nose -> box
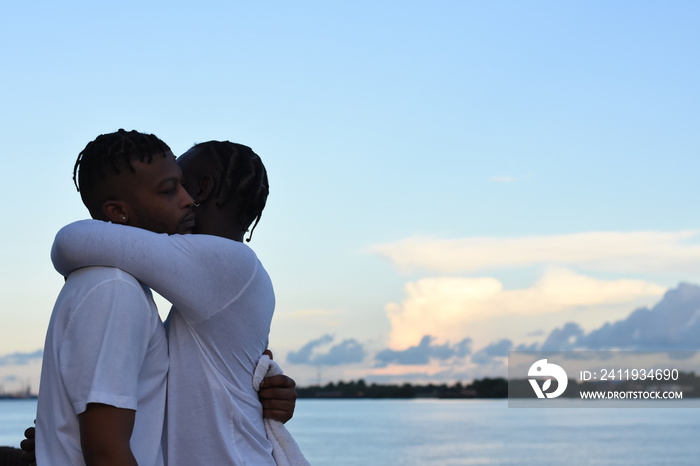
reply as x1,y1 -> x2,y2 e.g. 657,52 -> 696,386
178,184 -> 194,208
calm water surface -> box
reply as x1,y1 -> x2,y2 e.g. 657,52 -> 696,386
2,398 -> 698,465
288,399 -> 699,465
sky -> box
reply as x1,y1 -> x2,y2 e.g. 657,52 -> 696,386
1,1 -> 700,392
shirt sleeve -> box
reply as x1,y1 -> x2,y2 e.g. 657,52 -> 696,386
51,219 -> 257,322
60,277 -> 155,414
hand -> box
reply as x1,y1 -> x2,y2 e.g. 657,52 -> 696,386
258,375 -> 297,423
20,426 -> 36,465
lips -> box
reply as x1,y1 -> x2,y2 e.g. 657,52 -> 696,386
181,212 -> 196,232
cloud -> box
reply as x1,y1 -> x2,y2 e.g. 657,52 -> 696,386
539,322 -> 585,350
285,283 -> 700,384
370,230 -> 700,275
578,283 -> 700,351
490,172 -> 533,183
287,335 -> 334,364
489,176 -> 515,183
514,342 -> 539,351
536,283 -> 700,351
374,335 -> 471,368
312,339 -> 366,366
0,349 -> 42,366
286,335 -> 366,366
384,268 -> 664,349
471,339 -> 512,365
0,350 -> 43,394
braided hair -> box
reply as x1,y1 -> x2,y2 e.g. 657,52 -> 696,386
190,141 -> 269,242
73,129 -> 172,217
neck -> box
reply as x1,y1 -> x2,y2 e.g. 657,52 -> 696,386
192,204 -> 247,242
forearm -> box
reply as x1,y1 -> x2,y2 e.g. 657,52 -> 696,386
82,442 -> 137,466
52,220 -> 183,279
79,404 -> 137,466
51,220 -> 247,318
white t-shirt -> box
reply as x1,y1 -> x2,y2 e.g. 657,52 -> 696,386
52,220 -> 276,465
36,266 -> 168,466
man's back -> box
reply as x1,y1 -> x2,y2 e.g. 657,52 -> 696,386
164,239 -> 276,465
36,266 -> 168,466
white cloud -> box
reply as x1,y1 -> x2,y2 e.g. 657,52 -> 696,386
0,357 -> 42,395
384,268 -> 665,350
489,172 -> 532,183
489,176 -> 515,183
371,230 -> 700,274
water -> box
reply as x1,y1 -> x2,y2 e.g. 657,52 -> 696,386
2,398 -> 699,465
0,399 -> 35,449
288,399 -> 700,465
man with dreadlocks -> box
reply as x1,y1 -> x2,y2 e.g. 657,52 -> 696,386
46,139 -> 307,464
35,129 -> 194,466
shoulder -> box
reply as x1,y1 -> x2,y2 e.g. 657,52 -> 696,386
177,234 -> 259,263
67,266 -> 142,288
57,268 -> 159,333
64,267 -> 149,307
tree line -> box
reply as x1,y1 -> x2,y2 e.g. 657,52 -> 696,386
296,377 -> 508,399
297,371 -> 700,399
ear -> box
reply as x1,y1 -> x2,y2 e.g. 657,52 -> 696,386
102,200 -> 131,225
194,175 -> 215,205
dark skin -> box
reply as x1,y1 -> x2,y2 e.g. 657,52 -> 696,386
22,407 -> 139,466
21,146 -> 296,464
79,405 -> 138,466
176,148 -> 245,240
20,427 -> 34,465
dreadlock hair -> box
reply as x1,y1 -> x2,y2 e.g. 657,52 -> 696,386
73,129 -> 172,218
190,141 -> 269,242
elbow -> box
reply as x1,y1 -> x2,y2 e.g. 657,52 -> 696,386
81,438 -> 137,466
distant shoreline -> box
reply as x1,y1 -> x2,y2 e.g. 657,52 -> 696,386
0,394 -> 37,400
296,377 -> 507,399
297,373 -> 700,399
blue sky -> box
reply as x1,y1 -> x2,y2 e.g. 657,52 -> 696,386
1,1 -> 700,390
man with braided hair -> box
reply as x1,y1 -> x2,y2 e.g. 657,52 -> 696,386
34,132 -> 299,465
47,140 -> 304,464
36,129 -> 194,466
177,140 -> 269,242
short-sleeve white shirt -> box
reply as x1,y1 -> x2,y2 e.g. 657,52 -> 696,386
52,220 -> 276,465
36,266 -> 168,466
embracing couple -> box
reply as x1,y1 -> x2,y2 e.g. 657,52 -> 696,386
29,130 -> 309,465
